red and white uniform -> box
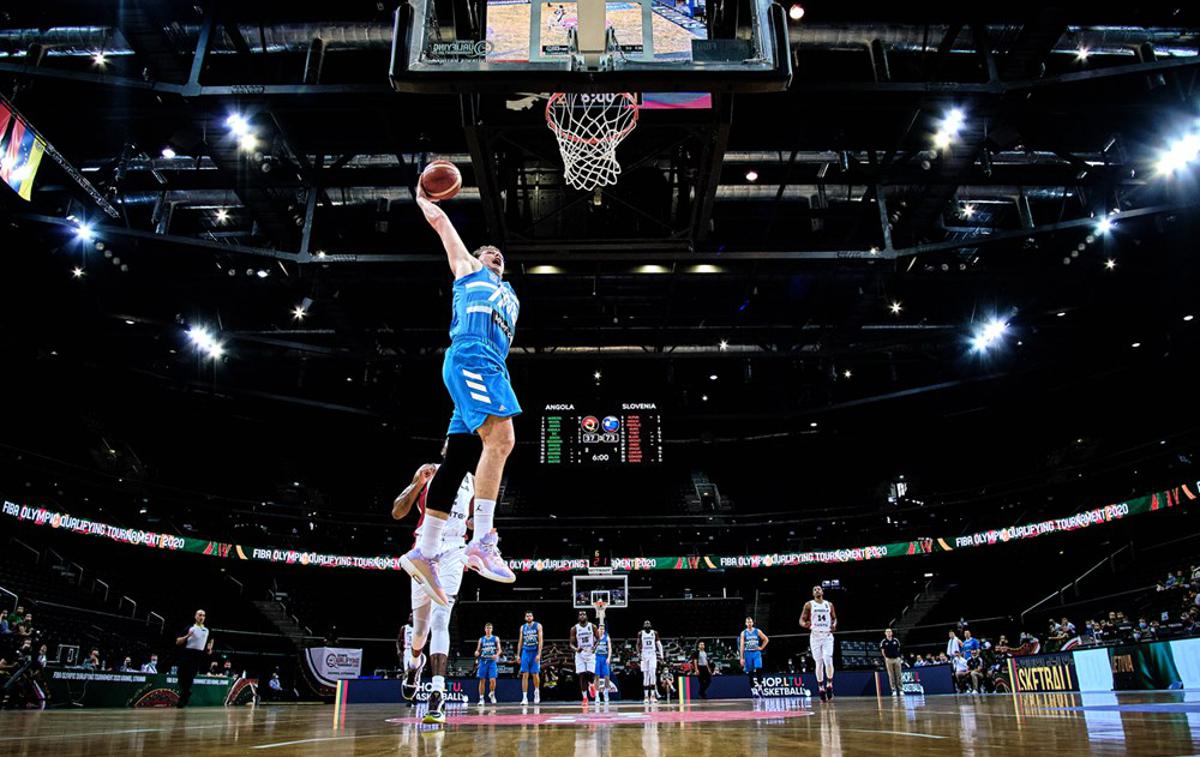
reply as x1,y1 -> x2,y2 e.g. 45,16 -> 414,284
410,472 -> 474,609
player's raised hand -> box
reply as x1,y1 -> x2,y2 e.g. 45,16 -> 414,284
414,463 -> 438,484
416,184 -> 448,224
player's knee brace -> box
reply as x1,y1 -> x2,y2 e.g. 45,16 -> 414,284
424,434 -> 482,514
430,604 -> 452,656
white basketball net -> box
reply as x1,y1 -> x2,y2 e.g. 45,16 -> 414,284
546,92 -> 639,191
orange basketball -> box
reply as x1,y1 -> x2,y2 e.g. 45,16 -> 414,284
420,160 -> 462,201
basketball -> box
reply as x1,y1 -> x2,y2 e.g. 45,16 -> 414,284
420,160 -> 462,201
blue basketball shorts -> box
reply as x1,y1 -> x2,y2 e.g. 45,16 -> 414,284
520,649 -> 540,674
595,655 -> 611,678
743,651 -> 763,671
444,339 -> 522,436
478,660 -> 498,680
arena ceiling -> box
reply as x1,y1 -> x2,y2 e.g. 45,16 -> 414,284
1,1 -> 1198,528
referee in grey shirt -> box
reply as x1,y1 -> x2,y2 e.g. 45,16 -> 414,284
880,628 -> 903,696
690,641 -> 714,699
175,609 -> 214,707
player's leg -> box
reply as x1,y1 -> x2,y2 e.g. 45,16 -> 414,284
404,593 -> 431,703
810,643 -> 826,701
464,414 -> 517,583
821,636 -> 835,700
422,549 -> 464,724
401,430 -> 481,606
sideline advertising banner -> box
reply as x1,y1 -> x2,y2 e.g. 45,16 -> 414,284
305,647 -> 364,689
999,652 -> 1079,693
46,670 -> 253,708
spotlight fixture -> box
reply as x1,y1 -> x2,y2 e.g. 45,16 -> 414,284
970,318 -> 1008,352
1075,46 -> 1090,61
709,374 -> 718,381
843,369 -> 852,379
933,108 -> 965,149
187,327 -> 225,359
745,170 -> 759,182
788,3 -> 804,20
889,301 -> 902,315
960,203 -> 976,219
238,133 -> 258,152
1131,342 -> 1141,348
161,146 -> 176,159
225,113 -> 251,136
71,267 -> 85,278
809,421 -> 818,428
718,340 -> 729,351
593,370 -> 602,380
1183,314 -> 1194,322
1155,134 -> 1200,176
215,209 -> 229,224
1096,215 -> 1114,234
92,51 -> 107,67
256,269 -> 269,279
701,394 -> 709,402
1105,258 -> 1116,270
74,221 -> 95,242
292,305 -> 307,320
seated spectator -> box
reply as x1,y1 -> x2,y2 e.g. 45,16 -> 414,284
994,636 -> 1011,655
15,614 -> 34,639
1060,617 -> 1076,637
141,655 -> 159,674
120,657 -> 135,672
951,652 -> 970,691
966,649 -> 986,693
36,645 -> 48,668
82,649 -> 100,670
961,630 -> 980,654
0,610 -> 9,635
208,661 -> 221,675
222,660 -> 236,678
268,673 -> 283,693
9,607 -> 26,629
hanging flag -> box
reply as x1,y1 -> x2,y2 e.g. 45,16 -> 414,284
0,100 -> 46,201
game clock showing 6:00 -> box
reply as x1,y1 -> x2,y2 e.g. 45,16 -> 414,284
539,403 -> 664,465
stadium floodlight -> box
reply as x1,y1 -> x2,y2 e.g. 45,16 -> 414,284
971,318 -> 1008,352
889,301 -> 903,315
161,146 -> 176,159
187,326 -> 225,359
788,4 -> 804,21
74,222 -> 95,242
932,108 -> 966,150
1156,133 -> 1200,176
1096,215 -> 1114,234
225,113 -> 251,136
215,209 -> 229,224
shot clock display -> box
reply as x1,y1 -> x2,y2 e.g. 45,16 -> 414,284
539,402 -> 664,465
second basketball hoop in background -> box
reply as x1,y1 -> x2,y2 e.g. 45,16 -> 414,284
420,159 -> 462,201
546,92 -> 639,191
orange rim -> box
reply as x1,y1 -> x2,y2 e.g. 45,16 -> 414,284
546,92 -> 640,146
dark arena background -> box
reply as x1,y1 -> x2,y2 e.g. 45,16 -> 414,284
2,1 -> 1200,755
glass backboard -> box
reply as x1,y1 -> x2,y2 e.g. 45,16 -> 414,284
391,0 -> 790,92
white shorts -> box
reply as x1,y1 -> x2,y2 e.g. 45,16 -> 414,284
410,544 -> 467,609
641,656 -> 657,676
810,633 -> 834,660
575,652 -> 595,674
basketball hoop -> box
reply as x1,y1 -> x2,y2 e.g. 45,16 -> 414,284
546,92 -> 639,191
593,598 -> 608,623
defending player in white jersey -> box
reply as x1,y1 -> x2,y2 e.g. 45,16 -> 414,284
392,451 -> 476,725
800,585 -> 838,702
638,620 -> 662,703
570,611 -> 598,704
396,611 -> 415,704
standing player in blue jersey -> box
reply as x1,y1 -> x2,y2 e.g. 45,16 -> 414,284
402,185 -> 519,606
518,610 -> 543,704
474,623 -> 501,705
740,616 -> 770,695
594,623 -> 613,704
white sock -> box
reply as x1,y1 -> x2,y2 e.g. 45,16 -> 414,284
433,675 -> 445,692
408,651 -> 424,669
417,516 -> 447,556
471,499 -> 496,540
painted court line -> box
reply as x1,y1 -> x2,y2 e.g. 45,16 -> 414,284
0,728 -> 163,742
844,728 -> 947,740
252,735 -> 390,750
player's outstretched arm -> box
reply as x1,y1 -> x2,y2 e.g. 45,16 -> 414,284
416,184 -> 480,279
392,464 -> 437,519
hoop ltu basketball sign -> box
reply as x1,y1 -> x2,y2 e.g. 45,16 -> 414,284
546,93 -> 638,191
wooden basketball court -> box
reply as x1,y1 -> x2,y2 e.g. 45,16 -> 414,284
4,692 -> 1200,756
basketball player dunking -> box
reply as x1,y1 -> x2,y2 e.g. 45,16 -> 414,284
391,455 -> 475,724
639,620 -> 662,704
570,611 -> 598,705
800,585 -> 838,702
739,616 -> 770,694
401,186 -> 518,607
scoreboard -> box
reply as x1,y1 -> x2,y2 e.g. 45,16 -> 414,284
539,402 -> 664,465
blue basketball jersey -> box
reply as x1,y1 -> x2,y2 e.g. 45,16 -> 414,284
480,635 -> 498,657
522,622 -> 540,649
595,633 -> 610,657
449,268 -> 519,356
743,628 -> 761,651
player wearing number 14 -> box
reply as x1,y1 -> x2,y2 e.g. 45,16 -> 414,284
401,183 -> 520,607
